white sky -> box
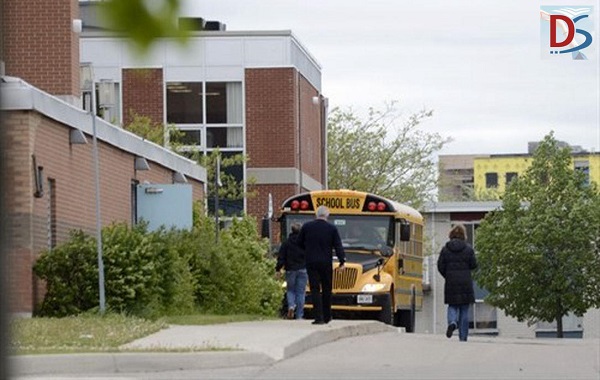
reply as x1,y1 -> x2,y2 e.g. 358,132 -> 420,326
182,0 -> 600,155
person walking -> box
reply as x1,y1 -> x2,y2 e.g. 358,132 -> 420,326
437,223 -> 478,341
276,223 -> 307,320
297,205 -> 346,325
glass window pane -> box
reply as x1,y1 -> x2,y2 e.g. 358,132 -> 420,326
206,82 -> 242,124
206,82 -> 226,123
179,130 -> 201,146
206,127 -> 243,148
167,82 -> 203,123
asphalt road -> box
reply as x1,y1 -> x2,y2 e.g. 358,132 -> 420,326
13,330 -> 600,379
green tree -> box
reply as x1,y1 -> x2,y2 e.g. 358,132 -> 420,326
327,101 -> 450,208
123,112 -> 183,147
474,133 -> 600,337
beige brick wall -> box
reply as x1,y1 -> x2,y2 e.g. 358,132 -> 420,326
2,110 -> 204,314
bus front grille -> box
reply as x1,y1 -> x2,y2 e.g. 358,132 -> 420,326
333,267 -> 358,290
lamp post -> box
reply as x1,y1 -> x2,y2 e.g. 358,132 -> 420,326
83,64 -> 106,314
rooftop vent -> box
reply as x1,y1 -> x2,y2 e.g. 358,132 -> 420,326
204,21 -> 226,31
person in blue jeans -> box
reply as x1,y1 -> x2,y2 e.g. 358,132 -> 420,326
276,223 -> 307,319
437,224 -> 478,341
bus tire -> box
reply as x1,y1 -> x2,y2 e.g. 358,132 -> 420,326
378,293 -> 394,325
396,288 -> 417,332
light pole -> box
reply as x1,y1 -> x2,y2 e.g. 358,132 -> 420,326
84,68 -> 106,314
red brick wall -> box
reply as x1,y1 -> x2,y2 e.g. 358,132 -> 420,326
122,69 -> 164,126
245,68 -> 297,168
2,110 -> 204,314
1,0 -> 79,97
299,75 -> 323,184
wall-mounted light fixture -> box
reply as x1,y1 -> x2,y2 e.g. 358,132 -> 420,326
69,129 -> 88,145
173,171 -> 187,183
72,19 -> 82,34
135,157 -> 150,171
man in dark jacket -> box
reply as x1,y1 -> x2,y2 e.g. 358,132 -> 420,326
297,205 -> 346,325
276,223 -> 307,319
437,223 -> 477,341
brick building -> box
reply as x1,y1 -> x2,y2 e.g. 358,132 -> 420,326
1,0 -> 207,315
78,2 -> 327,229
1,0 -> 327,315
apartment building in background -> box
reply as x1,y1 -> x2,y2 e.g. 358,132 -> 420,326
439,142 -> 599,200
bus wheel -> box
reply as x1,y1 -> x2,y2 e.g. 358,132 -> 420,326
378,293 -> 394,325
397,287 -> 416,332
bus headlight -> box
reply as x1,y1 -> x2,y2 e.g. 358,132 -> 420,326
361,283 -> 386,292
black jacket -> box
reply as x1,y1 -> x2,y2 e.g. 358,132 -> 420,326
276,232 -> 306,272
437,239 -> 477,305
297,219 -> 345,265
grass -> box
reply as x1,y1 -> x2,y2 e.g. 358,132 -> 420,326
10,313 -> 277,355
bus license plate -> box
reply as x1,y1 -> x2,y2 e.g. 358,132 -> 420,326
357,295 -> 373,304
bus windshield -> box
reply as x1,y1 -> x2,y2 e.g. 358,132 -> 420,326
283,214 -> 394,249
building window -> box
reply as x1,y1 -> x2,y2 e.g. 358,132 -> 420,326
97,81 -> 121,124
469,301 -> 498,330
131,179 -> 139,225
206,127 -> 243,148
574,160 -> 590,185
536,314 -> 583,338
166,82 -> 203,123
505,172 -> 518,185
179,129 -> 202,146
47,178 -> 56,250
485,172 -> 498,188
206,82 -> 242,124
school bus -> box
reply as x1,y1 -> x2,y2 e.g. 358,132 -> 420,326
278,189 -> 423,332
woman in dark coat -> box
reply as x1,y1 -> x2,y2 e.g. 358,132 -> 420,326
437,224 -> 477,341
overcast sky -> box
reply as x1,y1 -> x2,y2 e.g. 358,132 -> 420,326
182,0 -> 599,155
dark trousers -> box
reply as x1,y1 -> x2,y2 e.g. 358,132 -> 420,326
306,261 -> 333,322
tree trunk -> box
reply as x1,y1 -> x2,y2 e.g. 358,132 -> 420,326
556,305 -> 564,338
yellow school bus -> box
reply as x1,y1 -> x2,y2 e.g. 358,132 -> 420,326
278,189 -> 423,331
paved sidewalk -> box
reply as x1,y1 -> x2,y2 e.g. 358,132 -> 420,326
11,319 -> 398,376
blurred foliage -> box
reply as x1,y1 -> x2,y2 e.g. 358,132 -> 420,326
98,0 -> 189,53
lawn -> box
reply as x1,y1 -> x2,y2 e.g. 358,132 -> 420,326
10,313 -> 275,355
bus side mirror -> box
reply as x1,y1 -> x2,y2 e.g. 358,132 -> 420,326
400,222 -> 410,241
380,246 -> 394,257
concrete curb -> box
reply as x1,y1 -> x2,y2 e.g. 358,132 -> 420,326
10,320 -> 399,376
10,351 -> 274,376
283,321 -> 398,359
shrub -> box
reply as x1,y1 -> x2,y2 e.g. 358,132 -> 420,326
34,213 -> 280,318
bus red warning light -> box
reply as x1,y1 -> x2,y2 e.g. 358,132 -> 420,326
291,200 -> 300,210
